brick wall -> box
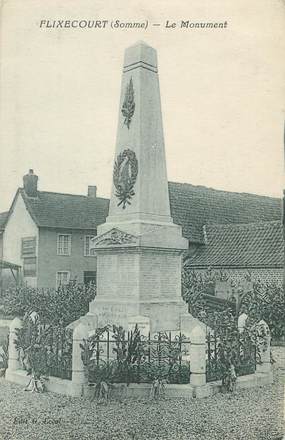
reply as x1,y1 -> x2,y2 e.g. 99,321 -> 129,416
193,267 -> 283,287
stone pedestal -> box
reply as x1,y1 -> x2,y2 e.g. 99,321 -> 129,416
188,320 -> 207,387
5,317 -> 22,380
70,322 -> 89,397
89,246 -> 187,332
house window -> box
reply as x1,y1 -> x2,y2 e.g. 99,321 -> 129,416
56,271 -> 70,288
21,237 -> 36,257
84,235 -> 95,256
57,234 -> 71,255
23,257 -> 37,277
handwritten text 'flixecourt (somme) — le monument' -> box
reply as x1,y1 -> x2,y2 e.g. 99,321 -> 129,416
38,19 -> 228,30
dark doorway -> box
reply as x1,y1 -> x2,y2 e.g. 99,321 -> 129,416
84,271 -> 96,286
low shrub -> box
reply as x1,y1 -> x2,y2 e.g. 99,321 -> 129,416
240,281 -> 285,340
2,281 -> 96,326
182,267 -> 285,340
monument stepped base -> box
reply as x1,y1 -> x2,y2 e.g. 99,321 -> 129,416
6,368 -> 272,400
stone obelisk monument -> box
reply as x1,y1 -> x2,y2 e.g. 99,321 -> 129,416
89,41 -> 188,332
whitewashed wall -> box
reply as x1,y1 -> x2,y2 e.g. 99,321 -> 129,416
3,193 -> 38,286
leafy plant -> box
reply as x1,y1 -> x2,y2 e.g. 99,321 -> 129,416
221,364 -> 237,393
81,324 -> 190,404
15,313 -> 50,392
140,332 -> 189,385
0,335 -> 9,377
2,281 -> 96,326
81,325 -> 115,402
80,325 -> 110,376
182,267 -> 284,341
88,360 -> 120,404
248,318 -> 270,364
239,280 -> 285,341
81,324 -> 145,393
112,324 -> 146,384
149,378 -> 166,400
15,312 -> 73,391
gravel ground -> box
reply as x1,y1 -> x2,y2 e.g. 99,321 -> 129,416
0,347 -> 284,440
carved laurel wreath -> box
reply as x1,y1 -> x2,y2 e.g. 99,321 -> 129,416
121,77 -> 135,129
113,149 -> 138,209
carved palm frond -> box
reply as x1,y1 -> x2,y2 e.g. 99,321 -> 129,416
121,77 -> 135,129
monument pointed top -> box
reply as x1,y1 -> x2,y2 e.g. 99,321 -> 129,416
131,40 -> 152,48
105,40 -> 172,224
124,41 -> 157,68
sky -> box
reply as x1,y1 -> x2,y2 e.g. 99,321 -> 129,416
0,0 -> 284,213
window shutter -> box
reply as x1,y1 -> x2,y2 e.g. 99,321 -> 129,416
21,237 -> 36,257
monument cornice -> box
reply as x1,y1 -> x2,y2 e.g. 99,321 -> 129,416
94,298 -> 186,305
93,245 -> 185,255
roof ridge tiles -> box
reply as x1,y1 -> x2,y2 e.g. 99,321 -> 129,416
20,188 -> 109,201
168,181 -> 280,200
204,220 -> 282,230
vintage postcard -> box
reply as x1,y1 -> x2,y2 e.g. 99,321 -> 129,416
0,1 -> 284,439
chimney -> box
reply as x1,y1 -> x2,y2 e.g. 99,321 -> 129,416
23,169 -> 38,198
88,185 -> 97,198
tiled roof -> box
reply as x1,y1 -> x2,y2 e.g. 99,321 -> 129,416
4,182 -> 282,238
20,189 -> 109,230
185,221 -> 284,268
168,182 -> 282,243
0,212 -> 9,231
